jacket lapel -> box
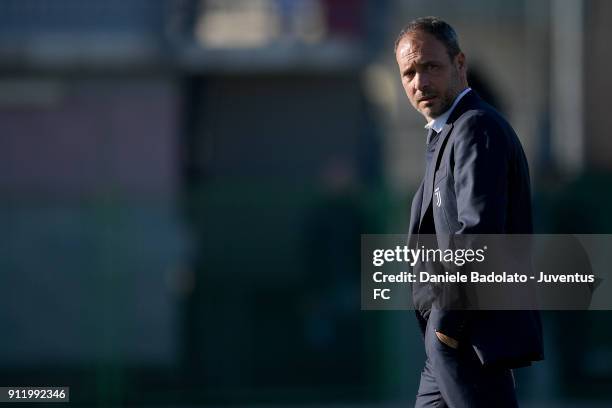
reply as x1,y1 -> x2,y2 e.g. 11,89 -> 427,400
418,123 -> 453,229
407,181 -> 424,246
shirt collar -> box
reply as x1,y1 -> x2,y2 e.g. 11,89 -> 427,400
424,87 -> 472,134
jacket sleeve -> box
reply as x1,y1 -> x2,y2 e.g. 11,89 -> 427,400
453,112 -> 509,233
436,112 -> 510,341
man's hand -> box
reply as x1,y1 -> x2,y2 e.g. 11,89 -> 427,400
435,330 -> 459,349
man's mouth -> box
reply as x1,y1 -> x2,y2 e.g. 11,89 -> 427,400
419,95 -> 437,103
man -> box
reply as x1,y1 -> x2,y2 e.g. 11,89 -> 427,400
395,17 -> 544,407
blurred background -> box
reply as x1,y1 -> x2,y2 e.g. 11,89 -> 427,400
1,0 -> 612,406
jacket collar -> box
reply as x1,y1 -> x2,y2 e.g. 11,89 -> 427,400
445,88 -> 482,125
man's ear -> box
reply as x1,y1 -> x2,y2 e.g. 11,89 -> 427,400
455,52 -> 466,72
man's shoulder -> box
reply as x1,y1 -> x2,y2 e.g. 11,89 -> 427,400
447,101 -> 519,159
453,99 -> 510,131
450,97 -> 518,147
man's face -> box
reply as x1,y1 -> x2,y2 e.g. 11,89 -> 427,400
395,31 -> 466,122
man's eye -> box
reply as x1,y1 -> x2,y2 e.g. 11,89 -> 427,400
428,64 -> 439,72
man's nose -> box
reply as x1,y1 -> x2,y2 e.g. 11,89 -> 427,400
414,72 -> 430,91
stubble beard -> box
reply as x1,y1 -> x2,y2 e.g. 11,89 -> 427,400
425,70 -> 463,120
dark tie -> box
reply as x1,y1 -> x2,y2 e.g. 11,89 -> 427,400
420,128 -> 440,227
425,128 -> 440,171
426,127 -> 437,145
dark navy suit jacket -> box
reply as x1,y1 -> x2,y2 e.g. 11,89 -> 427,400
408,90 -> 544,368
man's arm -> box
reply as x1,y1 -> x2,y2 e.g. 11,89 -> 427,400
453,112 -> 509,234
436,112 -> 510,346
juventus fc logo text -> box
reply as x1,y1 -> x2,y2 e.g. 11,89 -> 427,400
434,187 -> 441,207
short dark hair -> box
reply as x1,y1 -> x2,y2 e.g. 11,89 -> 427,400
394,16 -> 461,60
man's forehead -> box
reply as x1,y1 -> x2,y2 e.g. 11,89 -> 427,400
396,32 -> 446,62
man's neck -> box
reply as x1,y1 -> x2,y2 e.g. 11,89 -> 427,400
425,87 -> 471,134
